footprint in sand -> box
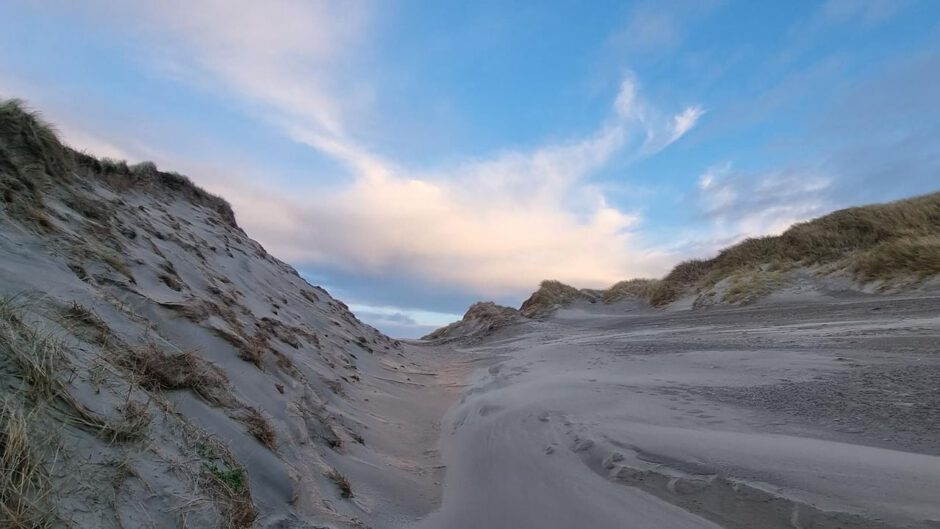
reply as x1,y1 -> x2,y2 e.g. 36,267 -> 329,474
478,404 -> 504,416
571,437 -> 595,452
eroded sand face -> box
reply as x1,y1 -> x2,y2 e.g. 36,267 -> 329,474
416,295 -> 940,529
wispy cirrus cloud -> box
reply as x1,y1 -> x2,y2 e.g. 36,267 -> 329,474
683,161 -> 833,257
817,0 -> 911,26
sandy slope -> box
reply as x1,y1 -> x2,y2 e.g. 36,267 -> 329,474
0,156 -> 467,527
416,294 -> 940,529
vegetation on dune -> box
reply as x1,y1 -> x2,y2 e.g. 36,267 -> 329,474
0,98 -> 238,229
423,301 -> 519,340
0,399 -> 57,529
120,344 -> 235,408
237,407 -> 277,451
193,438 -> 257,528
850,235 -> 940,282
514,192 -> 940,315
640,191 -> 940,305
520,280 -> 597,318
602,278 -> 661,303
327,469 -> 353,499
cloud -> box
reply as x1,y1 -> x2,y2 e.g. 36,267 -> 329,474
613,8 -> 680,53
614,76 -> 639,118
347,303 -> 459,327
214,112 -> 675,294
818,0 -> 910,26
604,0 -> 723,59
670,106 -> 706,143
15,1 -> 704,294
612,74 -> 706,156
344,303 -> 462,339
86,0 -> 374,157
65,1 -> 700,292
781,0 -> 912,62
191,69 -> 701,294
683,162 -> 833,256
55,125 -> 133,161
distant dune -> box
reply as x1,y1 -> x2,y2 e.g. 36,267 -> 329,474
641,191 -> 940,306
432,191 -> 940,340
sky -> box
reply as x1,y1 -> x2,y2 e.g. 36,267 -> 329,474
1,1 -> 939,337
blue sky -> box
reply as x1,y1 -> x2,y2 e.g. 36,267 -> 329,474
1,0 -> 938,337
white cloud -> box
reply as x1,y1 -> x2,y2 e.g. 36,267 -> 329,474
610,74 -> 706,157
187,69 -> 696,292
670,106 -> 706,143
819,0 -> 909,25
608,6 -> 681,54
614,76 -> 639,118
347,303 -> 461,328
56,125 -> 133,161
212,114 -> 674,293
24,1 -> 703,293
686,163 -> 834,257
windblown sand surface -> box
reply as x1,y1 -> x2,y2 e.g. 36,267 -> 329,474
415,294 -> 940,529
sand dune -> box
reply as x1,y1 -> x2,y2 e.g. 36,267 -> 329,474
3,99 -> 939,528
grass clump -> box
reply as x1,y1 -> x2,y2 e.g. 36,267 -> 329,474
236,407 -> 276,451
327,469 -> 352,499
60,301 -> 110,346
192,439 -> 256,528
100,249 -> 134,282
195,441 -> 247,495
0,399 -> 57,529
1,98 -> 238,230
0,298 -> 66,400
1,297 -> 149,442
722,269 -> 786,305
121,345 -> 233,407
0,99 -> 68,187
849,235 -> 940,282
601,278 -> 660,303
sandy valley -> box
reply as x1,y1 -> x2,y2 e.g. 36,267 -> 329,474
2,98 -> 939,529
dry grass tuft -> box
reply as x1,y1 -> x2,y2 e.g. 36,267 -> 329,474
327,469 -> 352,499
159,300 -> 210,323
99,249 -> 134,283
191,436 -> 257,529
602,278 -> 661,303
0,299 -> 66,400
1,298 -> 151,443
849,235 -> 940,282
0,99 -> 67,233
60,301 -> 110,346
0,399 -> 57,529
62,395 -> 151,443
121,345 -> 233,407
236,408 -> 276,451
722,269 -> 786,305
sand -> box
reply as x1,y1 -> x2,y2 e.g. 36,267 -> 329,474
415,293 -> 940,529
